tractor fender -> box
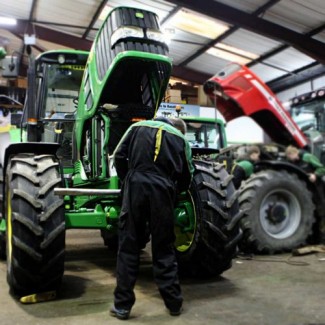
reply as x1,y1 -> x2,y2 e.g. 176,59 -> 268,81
255,159 -> 325,215
3,142 -> 60,173
255,160 -> 312,185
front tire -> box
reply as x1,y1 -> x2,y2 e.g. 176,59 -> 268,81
239,170 -> 315,253
6,154 -> 65,296
175,160 -> 243,277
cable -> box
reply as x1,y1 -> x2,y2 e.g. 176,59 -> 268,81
236,253 -> 310,266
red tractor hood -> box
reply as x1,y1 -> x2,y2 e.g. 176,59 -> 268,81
204,63 -> 307,148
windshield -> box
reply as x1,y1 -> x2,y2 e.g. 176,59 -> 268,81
185,121 -> 222,149
39,64 -> 85,119
291,99 -> 325,132
36,62 -> 85,165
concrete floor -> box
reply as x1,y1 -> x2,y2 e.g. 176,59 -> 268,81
0,229 -> 324,325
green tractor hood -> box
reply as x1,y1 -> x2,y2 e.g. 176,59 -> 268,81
77,6 -> 172,122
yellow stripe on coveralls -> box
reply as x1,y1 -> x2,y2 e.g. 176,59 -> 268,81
154,127 -> 163,162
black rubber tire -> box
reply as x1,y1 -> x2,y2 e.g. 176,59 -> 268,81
176,160 -> 243,277
5,154 -> 65,296
239,169 -> 315,254
101,229 -> 118,251
0,167 -> 5,259
101,226 -> 150,251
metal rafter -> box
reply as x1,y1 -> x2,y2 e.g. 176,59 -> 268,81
26,0 -> 39,57
4,20 -> 92,51
25,20 -> 92,30
171,65 -> 210,85
248,22 -> 325,90
164,0 -> 325,65
2,1 -> 323,92
82,0 -> 108,39
160,5 -> 181,25
248,22 -> 325,67
267,63 -> 325,93
178,0 -> 281,66
12,0 -> 38,75
28,0 -> 38,21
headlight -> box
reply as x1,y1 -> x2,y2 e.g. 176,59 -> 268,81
146,29 -> 165,43
111,26 -> 144,47
317,89 -> 325,97
58,54 -> 65,64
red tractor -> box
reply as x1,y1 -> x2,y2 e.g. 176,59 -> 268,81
204,63 -> 325,253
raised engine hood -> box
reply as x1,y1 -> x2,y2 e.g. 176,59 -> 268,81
204,63 -> 307,148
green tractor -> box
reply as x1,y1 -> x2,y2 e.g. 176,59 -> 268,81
1,7 -> 242,298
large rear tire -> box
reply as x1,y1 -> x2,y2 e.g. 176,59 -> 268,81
6,154 -> 65,296
239,170 -> 315,253
175,160 -> 243,277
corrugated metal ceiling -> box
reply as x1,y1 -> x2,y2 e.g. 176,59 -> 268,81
263,0 -> 325,32
212,0 -> 271,14
0,0 -> 323,92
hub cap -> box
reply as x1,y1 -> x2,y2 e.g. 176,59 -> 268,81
260,189 -> 301,239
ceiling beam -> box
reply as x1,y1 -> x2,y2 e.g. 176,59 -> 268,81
248,22 -> 325,67
267,63 -> 325,93
160,5 -> 181,25
171,65 -> 210,84
28,0 -> 38,21
4,20 -> 92,51
179,0 -> 281,66
164,0 -> 325,64
82,0 -> 107,39
247,22 -> 325,91
5,20 -> 205,85
27,20 -> 91,30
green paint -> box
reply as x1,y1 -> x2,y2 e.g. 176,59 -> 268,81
135,12 -> 144,19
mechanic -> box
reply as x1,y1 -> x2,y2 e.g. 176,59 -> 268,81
231,145 -> 260,189
111,117 -> 194,320
285,145 -> 325,182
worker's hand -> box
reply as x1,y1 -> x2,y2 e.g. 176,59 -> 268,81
308,173 -> 317,182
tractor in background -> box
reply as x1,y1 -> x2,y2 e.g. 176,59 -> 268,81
157,102 -> 228,154
204,63 -> 325,253
1,7 -> 242,299
290,87 -> 325,163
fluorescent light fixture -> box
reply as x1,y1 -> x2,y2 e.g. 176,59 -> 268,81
216,43 -> 259,60
166,9 -> 229,39
207,43 -> 259,65
0,17 -> 17,25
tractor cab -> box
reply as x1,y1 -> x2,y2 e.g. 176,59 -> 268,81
290,88 -> 325,163
184,118 -> 224,149
182,116 -> 226,157
157,102 -> 226,156
21,50 -> 88,165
